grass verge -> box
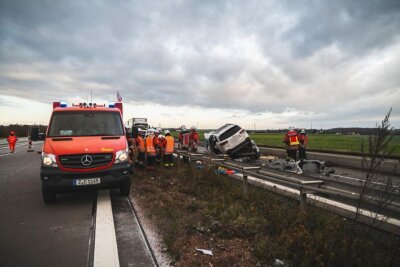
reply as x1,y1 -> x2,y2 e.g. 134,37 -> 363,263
132,164 -> 399,266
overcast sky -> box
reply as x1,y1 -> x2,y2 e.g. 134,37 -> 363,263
1,0 -> 399,129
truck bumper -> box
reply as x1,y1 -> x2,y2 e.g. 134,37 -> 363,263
40,163 -> 131,192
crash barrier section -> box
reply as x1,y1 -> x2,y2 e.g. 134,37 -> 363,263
258,147 -> 400,175
174,149 -> 400,236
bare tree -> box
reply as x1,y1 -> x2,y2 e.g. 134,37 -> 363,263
346,108 -> 399,266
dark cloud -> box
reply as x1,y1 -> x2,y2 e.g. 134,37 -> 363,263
0,0 -> 399,126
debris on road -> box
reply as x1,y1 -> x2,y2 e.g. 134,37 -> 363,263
196,248 -> 213,256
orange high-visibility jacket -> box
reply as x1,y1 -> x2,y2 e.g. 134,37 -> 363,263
164,136 -> 175,154
181,133 -> 190,148
7,135 -> 18,144
189,132 -> 199,143
284,130 -> 299,146
145,135 -> 156,155
135,136 -> 145,152
299,134 -> 308,148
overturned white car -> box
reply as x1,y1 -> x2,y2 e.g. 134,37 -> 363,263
205,124 -> 260,160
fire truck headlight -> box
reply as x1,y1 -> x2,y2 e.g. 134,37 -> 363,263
115,149 -> 128,163
42,153 -> 57,167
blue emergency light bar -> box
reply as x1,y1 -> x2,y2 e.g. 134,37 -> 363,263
108,102 -> 115,108
60,101 -> 67,108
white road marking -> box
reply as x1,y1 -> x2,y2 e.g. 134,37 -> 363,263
94,190 -> 120,267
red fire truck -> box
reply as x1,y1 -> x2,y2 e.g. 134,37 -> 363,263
33,101 -> 132,203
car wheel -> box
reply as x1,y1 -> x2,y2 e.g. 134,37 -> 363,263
120,180 -> 131,196
42,185 -> 56,204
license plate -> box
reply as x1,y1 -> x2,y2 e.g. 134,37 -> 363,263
73,178 -> 101,186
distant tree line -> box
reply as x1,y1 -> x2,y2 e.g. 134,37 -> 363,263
249,127 -> 400,135
0,124 -> 47,138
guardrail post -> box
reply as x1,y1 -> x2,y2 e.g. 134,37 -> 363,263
299,188 -> 307,211
243,175 -> 248,199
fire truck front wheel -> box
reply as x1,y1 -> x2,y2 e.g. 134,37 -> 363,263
42,185 -> 56,204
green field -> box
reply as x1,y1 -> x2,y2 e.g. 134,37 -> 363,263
249,133 -> 400,157
171,131 -> 400,157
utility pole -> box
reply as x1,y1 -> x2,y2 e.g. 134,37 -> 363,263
91,90 -> 93,103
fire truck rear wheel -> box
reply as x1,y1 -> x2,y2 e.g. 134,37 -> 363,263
120,180 -> 131,196
42,185 -> 56,204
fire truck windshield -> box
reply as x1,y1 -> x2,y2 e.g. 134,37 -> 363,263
48,111 -> 124,137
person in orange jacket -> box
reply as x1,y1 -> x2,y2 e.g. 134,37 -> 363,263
154,128 -> 162,163
145,129 -> 156,170
283,126 -> 299,161
135,130 -> 146,168
189,126 -> 199,152
161,130 -> 175,167
298,128 -> 309,162
178,125 -> 190,150
7,131 -> 18,153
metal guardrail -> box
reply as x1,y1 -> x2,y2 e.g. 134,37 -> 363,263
174,149 -> 400,236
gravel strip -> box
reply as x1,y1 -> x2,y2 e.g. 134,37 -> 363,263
130,196 -> 174,267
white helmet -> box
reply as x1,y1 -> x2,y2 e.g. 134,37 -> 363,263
156,127 -> 162,134
164,130 -> 170,135
191,125 -> 197,131
300,128 -> 306,134
181,125 -> 187,131
288,126 -> 295,131
148,128 -> 155,135
158,134 -> 165,139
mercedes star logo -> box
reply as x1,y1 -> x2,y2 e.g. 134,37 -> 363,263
81,155 -> 93,166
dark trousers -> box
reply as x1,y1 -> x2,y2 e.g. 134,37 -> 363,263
138,152 -> 145,162
287,149 -> 297,161
147,155 -> 156,168
163,154 -> 173,166
299,147 -> 307,161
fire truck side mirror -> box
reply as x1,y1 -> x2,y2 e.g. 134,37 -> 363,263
132,127 -> 139,138
30,127 -> 39,141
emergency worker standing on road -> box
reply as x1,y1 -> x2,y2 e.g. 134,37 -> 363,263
189,126 -> 199,152
283,127 -> 299,161
135,130 -> 146,168
162,130 -> 175,167
298,128 -> 308,163
145,129 -> 157,170
7,131 -> 18,153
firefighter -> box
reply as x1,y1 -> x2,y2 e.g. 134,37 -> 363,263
298,128 -> 308,163
283,126 -> 299,161
154,128 -> 162,163
162,130 -> 175,167
135,129 -> 146,168
178,125 -> 190,150
189,126 -> 199,152
7,131 -> 18,153
145,129 -> 156,170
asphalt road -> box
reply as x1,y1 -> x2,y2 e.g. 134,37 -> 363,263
0,142 -> 96,267
0,142 -> 157,267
